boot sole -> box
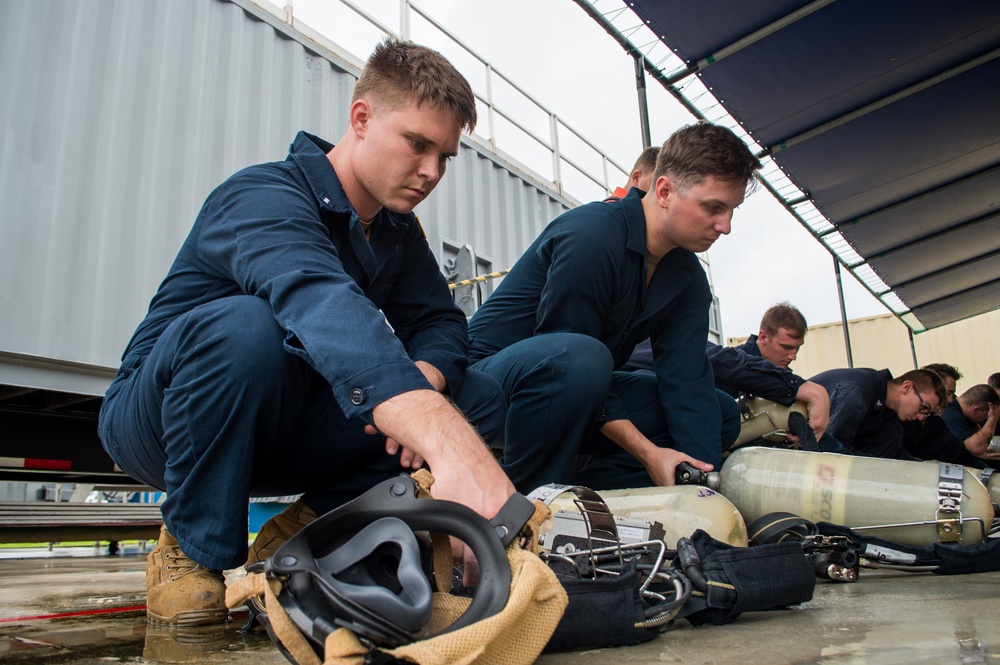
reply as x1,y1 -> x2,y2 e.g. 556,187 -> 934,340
147,608 -> 229,626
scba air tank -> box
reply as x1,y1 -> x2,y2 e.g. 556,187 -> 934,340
971,467 -> 1000,510
711,447 -> 993,547
550,484 -> 748,547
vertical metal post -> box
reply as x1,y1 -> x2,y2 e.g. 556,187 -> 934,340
283,0 -> 293,24
633,53 -> 652,149
908,328 -> 919,369
399,0 -> 410,39
550,113 -> 562,196
485,64 -> 497,152
833,255 -> 854,367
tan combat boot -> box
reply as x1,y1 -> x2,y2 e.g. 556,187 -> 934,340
245,499 -> 318,567
146,525 -> 228,626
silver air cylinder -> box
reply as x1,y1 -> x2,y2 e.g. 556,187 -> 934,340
972,467 -> 1000,510
733,397 -> 807,447
711,447 -> 993,546
550,485 -> 748,547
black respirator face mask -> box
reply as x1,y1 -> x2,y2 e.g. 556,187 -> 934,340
248,475 -> 535,658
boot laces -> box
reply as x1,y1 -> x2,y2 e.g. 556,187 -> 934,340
163,547 -> 211,578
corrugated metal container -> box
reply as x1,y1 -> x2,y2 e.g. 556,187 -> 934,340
0,0 -> 570,394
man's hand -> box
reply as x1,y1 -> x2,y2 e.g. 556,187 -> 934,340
599,419 -> 713,487
364,424 -> 426,469
642,447 -> 713,487
986,403 -> 1000,427
966,403 -> 1000,456
795,381 -> 830,441
371,388 -> 514,521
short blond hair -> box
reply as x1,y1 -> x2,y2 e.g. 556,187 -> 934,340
353,39 -> 477,132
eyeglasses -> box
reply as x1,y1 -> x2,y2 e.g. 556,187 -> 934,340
912,385 -> 932,416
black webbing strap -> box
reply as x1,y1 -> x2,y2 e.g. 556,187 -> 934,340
747,512 -> 818,546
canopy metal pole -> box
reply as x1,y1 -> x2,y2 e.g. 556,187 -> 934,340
633,53 -> 652,149
908,328 -> 919,369
834,256 -> 854,367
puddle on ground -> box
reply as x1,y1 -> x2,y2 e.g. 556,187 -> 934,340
0,613 -> 287,664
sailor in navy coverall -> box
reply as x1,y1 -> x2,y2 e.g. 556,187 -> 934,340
469,175 -> 750,491
98,131 -> 505,571
810,367 -> 938,460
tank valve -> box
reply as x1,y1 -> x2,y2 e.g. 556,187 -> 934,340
803,536 -> 859,583
674,462 -> 707,486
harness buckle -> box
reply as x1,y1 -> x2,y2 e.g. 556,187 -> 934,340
935,464 -> 964,543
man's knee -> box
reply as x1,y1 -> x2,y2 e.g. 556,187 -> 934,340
519,333 -> 614,398
474,333 -> 613,410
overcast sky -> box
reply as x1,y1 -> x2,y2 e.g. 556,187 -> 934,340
292,0 -> 889,339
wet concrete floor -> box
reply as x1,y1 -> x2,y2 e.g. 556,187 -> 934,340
0,545 -> 998,664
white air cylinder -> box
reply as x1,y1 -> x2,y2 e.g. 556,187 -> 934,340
969,467 -> 1000,511
733,397 -> 807,447
712,447 -> 992,546
550,484 -> 748,547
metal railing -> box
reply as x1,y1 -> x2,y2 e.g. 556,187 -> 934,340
276,0 -> 629,202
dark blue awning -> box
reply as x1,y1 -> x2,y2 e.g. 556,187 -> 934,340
588,0 -> 1000,331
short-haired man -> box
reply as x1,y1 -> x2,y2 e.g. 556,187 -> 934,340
701,302 -> 828,440
923,363 -> 962,404
738,302 -> 808,368
623,339 -> 830,443
810,368 -> 946,459
941,384 -> 1000,456
468,122 -> 762,492
98,40 -> 515,625
900,364 -> 989,467
607,146 -> 660,200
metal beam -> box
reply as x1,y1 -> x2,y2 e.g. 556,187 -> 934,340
834,256 -> 854,367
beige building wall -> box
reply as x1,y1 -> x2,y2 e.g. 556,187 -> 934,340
728,309 -> 1000,392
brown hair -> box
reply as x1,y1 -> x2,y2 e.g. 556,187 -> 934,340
652,122 -> 761,193
353,39 -> 477,132
759,302 -> 808,339
988,373 -> 1000,390
631,146 -> 660,177
893,369 -> 947,414
922,363 -> 962,382
960,384 -> 1000,409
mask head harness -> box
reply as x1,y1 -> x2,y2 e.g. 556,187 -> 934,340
252,474 -> 535,658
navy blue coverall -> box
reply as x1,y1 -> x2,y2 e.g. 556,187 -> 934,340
98,132 -> 504,570
468,188 -> 739,492
810,367 -> 913,460
624,338 -> 805,406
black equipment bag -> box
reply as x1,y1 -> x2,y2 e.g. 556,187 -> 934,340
672,530 -> 816,626
544,529 -> 816,651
